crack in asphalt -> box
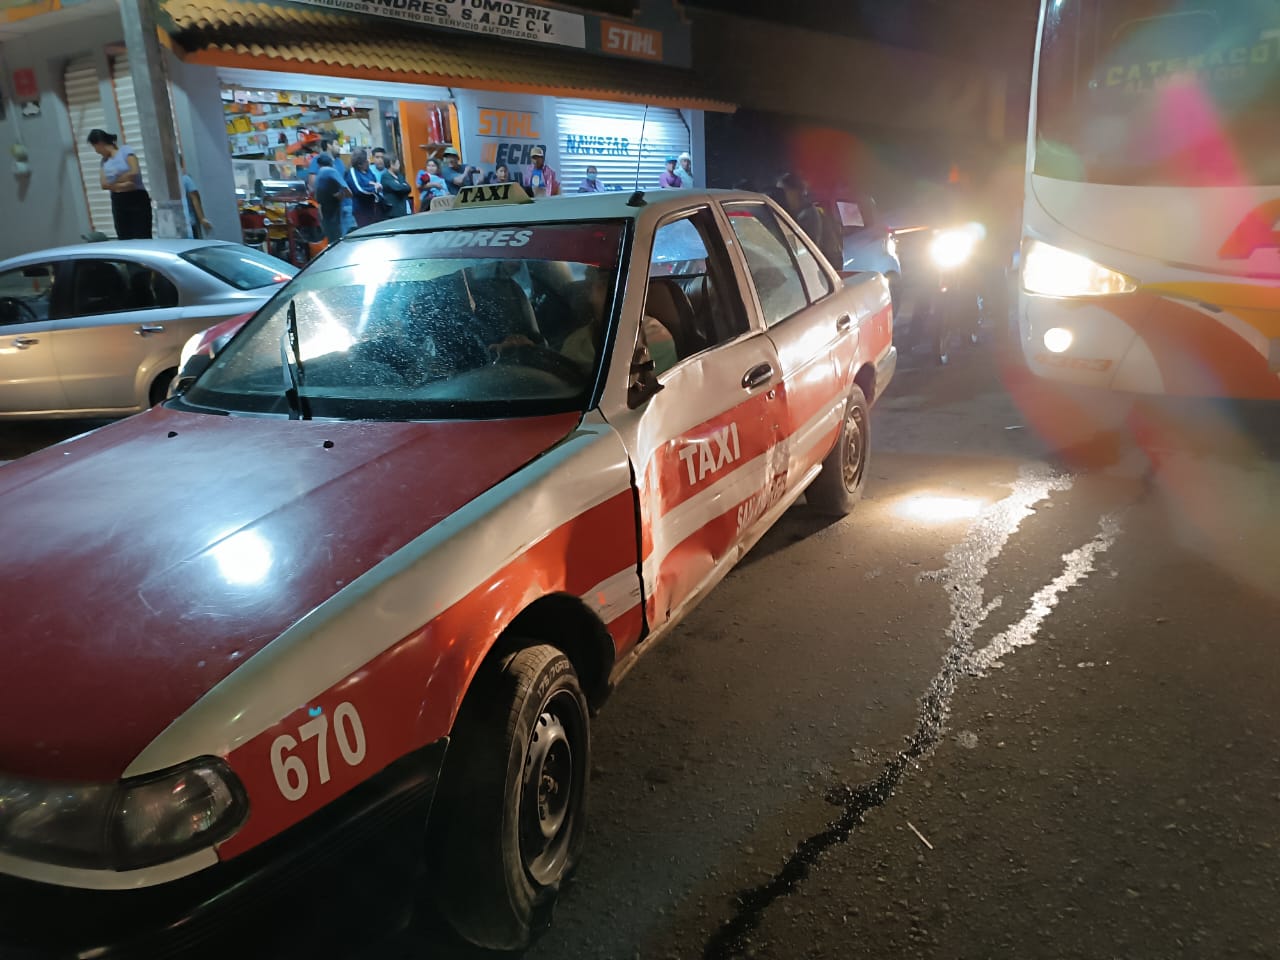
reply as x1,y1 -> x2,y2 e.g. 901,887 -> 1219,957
703,467 -> 1122,960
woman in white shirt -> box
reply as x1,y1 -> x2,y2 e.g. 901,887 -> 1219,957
88,129 -> 152,240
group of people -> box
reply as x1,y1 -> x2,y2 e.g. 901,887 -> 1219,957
88,122 -> 701,248
305,139 -> 419,245
415,145 -> 566,202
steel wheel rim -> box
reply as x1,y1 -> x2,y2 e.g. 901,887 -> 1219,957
520,690 -> 582,885
841,403 -> 867,491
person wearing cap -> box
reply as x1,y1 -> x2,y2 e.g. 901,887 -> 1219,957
676,151 -> 695,188
659,156 -> 682,188
440,146 -> 480,195
522,146 -> 560,196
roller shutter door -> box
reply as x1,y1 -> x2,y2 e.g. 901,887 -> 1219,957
64,56 -> 115,236
110,52 -> 150,192
556,98 -> 690,194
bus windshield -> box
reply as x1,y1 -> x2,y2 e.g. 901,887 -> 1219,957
1036,0 -> 1280,186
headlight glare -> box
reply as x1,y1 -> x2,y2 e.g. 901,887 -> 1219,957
1022,240 -> 1137,297
929,224 -> 983,270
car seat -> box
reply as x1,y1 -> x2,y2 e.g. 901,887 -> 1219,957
469,276 -> 540,347
645,277 -> 705,360
74,261 -> 129,314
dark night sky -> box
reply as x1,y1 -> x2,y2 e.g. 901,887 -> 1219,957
683,0 -> 1041,72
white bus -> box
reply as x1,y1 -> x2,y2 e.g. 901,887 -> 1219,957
1020,0 -> 1280,399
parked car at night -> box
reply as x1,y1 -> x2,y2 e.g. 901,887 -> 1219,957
0,185 -> 894,957
814,194 -> 903,311
0,239 -> 294,419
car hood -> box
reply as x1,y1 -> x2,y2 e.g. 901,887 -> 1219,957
0,405 -> 581,781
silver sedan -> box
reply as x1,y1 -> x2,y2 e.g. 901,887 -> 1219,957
0,240 -> 293,419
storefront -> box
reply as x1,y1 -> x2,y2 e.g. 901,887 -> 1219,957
166,0 -> 730,258
0,0 -> 728,261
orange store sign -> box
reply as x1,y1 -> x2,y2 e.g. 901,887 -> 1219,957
601,21 -> 663,62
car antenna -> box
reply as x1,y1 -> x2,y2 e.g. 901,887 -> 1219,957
629,104 -> 649,207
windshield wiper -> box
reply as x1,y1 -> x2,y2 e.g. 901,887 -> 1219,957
280,299 -> 312,420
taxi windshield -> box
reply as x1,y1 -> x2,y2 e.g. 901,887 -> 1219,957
185,221 -> 626,420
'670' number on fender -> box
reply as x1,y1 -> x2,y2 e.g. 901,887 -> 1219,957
270,702 -> 367,802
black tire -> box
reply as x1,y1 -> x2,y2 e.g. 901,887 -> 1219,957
430,644 -> 590,951
808,384 -> 870,516
149,367 -> 178,406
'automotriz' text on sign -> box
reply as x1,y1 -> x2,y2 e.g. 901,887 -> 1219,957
287,0 -> 587,48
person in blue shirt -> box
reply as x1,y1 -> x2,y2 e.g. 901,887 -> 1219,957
312,153 -> 350,246
179,154 -> 213,239
439,147 -> 480,195
307,140 -> 355,235
577,165 -> 605,193
345,149 -> 382,227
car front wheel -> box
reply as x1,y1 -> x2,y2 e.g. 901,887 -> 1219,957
430,643 -> 590,951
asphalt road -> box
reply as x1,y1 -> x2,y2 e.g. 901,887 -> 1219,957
4,328 -> 1278,960
418,334 -> 1278,958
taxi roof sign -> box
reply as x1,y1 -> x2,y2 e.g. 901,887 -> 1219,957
456,182 -> 534,208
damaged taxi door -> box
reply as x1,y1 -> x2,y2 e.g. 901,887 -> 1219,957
610,203 -> 790,633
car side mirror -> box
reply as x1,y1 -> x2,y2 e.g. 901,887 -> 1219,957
628,342 -> 664,408
171,353 -> 213,397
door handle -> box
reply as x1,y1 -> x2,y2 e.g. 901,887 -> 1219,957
12,336 -> 38,349
135,323 -> 165,336
836,313 -> 853,332
742,362 -> 774,390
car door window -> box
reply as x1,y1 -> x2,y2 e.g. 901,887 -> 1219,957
643,208 -> 749,375
723,203 -> 811,327
779,219 -> 834,302
0,264 -> 56,326
68,260 -> 179,317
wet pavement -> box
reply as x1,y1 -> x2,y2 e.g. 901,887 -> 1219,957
3,325 -> 1278,960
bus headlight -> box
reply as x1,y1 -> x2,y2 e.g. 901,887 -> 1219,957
1022,240 -> 1137,297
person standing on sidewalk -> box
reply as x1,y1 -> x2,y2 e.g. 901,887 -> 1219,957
179,155 -> 214,239
676,151 -> 695,188
313,153 -> 350,246
379,155 -> 413,218
89,129 -> 152,240
659,156 -> 682,189
440,147 -> 480,195
523,147 -> 559,196
346,149 -> 382,228
308,140 -> 355,235
577,165 -> 605,192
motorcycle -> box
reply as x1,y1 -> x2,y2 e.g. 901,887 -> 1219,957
917,221 -> 991,365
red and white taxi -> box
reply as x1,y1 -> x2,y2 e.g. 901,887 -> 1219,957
0,184 -> 895,955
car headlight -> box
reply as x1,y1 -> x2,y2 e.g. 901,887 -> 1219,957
1022,240 -> 1137,297
929,224 -> 983,270
0,759 -> 246,871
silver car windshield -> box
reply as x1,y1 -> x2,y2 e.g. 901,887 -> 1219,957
186,221 -> 626,420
